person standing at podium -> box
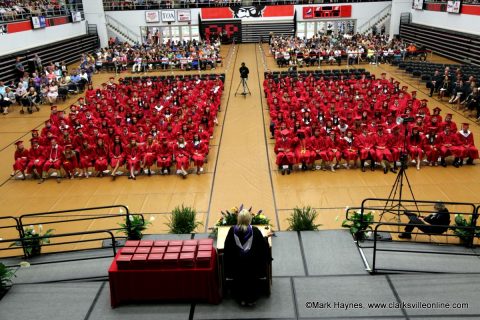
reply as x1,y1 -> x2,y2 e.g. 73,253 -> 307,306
224,209 -> 270,307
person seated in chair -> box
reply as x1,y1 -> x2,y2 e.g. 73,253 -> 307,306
398,202 -> 451,239
224,209 -> 271,307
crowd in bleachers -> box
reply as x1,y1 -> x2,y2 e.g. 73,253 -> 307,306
269,34 -> 426,68
12,74 -> 224,182
0,0 -> 78,22
93,38 -> 222,73
264,71 -> 478,174
0,54 -> 95,115
102,0 -> 394,11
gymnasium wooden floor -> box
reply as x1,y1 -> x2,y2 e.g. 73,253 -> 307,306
1,44 -> 479,242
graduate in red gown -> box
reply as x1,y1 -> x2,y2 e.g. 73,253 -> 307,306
308,128 -> 324,170
62,144 -> 78,179
155,136 -> 173,175
456,123 -> 479,165
190,133 -> 208,175
12,141 -> 29,179
79,140 -> 95,178
357,124 -> 376,172
274,129 -> 295,175
141,134 -> 157,176
173,136 -> 190,178
373,125 -> 394,174
110,135 -> 125,180
423,127 -> 441,166
27,139 -> 45,179
294,129 -> 313,171
321,130 -> 342,172
407,126 -> 424,170
94,138 -> 109,176
125,137 -> 143,180
40,138 -> 64,184
438,126 -> 462,167
341,130 -> 358,169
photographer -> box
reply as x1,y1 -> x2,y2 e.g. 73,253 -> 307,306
239,62 -> 249,80
398,202 -> 451,239
239,62 -> 249,95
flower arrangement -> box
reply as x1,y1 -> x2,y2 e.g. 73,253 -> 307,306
10,225 -> 54,258
216,204 -> 271,227
118,215 -> 154,240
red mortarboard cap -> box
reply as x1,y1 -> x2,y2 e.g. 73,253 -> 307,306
30,138 -> 39,143
402,86 -> 408,90
411,91 -> 417,94
446,113 -> 453,117
392,125 -> 400,131
78,97 -> 84,101
361,123 -> 368,128
462,122 -> 470,127
15,141 -> 23,146
416,116 -> 423,120
281,129 -> 290,136
31,129 -> 39,133
65,144 -> 72,148
51,105 -> 57,111
381,72 -> 386,75
433,107 -> 441,112
428,127 -> 437,132
377,124 -> 384,130
421,99 -> 428,103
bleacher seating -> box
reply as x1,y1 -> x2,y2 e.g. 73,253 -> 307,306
0,0 -> 77,23
0,33 -> 99,83
400,22 -> 480,66
398,61 -> 480,85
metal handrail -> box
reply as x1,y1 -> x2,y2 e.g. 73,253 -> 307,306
357,3 -> 392,34
105,14 -> 141,44
370,221 -> 480,274
1,230 -> 118,267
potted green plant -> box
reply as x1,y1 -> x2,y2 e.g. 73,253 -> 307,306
10,225 -> 54,258
118,215 -> 153,240
166,205 -> 202,234
342,210 -> 375,241
451,214 -> 480,247
287,206 -> 321,231
0,261 -> 30,300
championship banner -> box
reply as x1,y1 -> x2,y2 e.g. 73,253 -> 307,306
201,5 -> 294,20
302,5 -> 352,19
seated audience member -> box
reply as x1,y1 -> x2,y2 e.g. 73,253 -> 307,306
398,202 -> 451,239
224,209 -> 271,307
47,81 -> 59,105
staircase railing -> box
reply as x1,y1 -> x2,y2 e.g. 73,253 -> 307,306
105,14 -> 141,44
357,4 -> 392,34
0,205 -> 143,261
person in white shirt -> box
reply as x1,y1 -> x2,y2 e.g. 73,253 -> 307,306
132,55 -> 142,73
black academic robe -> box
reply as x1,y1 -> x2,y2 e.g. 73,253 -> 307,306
223,226 -> 270,303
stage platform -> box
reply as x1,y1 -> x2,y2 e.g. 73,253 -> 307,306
1,230 -> 480,320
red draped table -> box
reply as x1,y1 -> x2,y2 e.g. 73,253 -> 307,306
108,247 -> 221,307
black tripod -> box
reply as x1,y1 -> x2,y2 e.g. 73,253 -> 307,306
235,77 -> 251,97
379,124 -> 420,223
